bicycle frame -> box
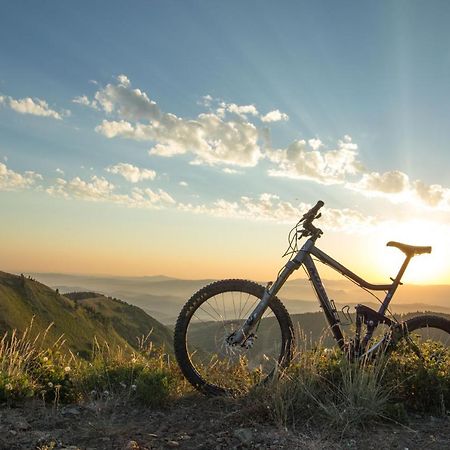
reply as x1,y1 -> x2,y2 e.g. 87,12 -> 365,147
228,236 -> 414,352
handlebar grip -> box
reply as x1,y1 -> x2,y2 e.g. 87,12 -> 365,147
300,200 -> 324,223
310,200 -> 324,215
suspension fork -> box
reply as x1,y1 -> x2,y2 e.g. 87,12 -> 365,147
226,240 -> 315,346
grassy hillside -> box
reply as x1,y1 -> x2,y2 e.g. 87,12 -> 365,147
0,272 -> 171,357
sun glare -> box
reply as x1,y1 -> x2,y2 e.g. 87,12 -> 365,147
371,219 -> 450,284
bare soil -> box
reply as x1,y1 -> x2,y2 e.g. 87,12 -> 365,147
1,396 -> 449,449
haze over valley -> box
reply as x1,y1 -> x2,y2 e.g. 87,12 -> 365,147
29,272 -> 450,325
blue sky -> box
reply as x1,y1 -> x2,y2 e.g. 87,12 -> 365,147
1,1 -> 449,283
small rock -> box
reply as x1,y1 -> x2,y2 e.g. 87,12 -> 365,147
125,441 -> 140,450
233,428 -> 253,445
179,434 -> 191,440
61,406 -> 81,416
167,440 -> 180,448
15,420 -> 30,431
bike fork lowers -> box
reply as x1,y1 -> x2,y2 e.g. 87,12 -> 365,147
226,240 -> 313,346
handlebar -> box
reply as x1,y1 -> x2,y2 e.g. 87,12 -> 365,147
300,200 -> 324,223
299,200 -> 324,239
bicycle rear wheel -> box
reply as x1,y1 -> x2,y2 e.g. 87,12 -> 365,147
403,315 -> 450,348
174,279 -> 294,396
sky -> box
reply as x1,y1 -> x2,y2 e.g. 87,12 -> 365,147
1,1 -> 450,284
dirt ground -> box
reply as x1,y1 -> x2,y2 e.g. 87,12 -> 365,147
1,396 -> 449,450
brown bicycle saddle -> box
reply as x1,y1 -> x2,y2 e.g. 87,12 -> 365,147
386,241 -> 432,257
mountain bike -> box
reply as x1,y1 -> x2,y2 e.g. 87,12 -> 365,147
174,201 -> 450,395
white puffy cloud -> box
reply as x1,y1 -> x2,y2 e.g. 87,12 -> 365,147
348,170 -> 410,194
347,170 -> 450,209
46,176 -> 114,200
106,163 -> 156,183
0,95 -> 67,119
90,76 -> 262,167
216,102 -> 259,119
0,162 -> 42,191
267,135 -> 362,185
46,175 -> 175,209
72,95 -> 99,110
94,75 -> 161,121
413,180 -> 449,207
179,193 -> 373,230
261,109 -> 289,123
308,138 -> 323,150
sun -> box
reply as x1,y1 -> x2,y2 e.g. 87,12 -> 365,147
371,219 -> 450,285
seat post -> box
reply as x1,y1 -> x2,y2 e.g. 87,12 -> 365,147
379,254 -> 411,315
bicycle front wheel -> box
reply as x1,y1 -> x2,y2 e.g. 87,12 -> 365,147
174,279 -> 294,396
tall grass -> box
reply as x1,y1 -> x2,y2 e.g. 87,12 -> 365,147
248,347 -> 393,430
1,321 -> 449,427
0,322 -> 189,407
247,335 -> 450,430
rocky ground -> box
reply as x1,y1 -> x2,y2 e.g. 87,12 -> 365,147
1,395 -> 449,450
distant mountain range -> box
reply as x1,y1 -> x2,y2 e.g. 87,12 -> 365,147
2,271 -> 449,362
0,271 -> 172,357
29,272 -> 450,325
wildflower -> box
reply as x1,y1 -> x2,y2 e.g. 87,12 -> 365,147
103,390 -> 110,397
131,384 -> 137,391
42,357 -> 49,362
64,366 -> 71,373
5,383 -> 13,391
48,382 -> 53,388
131,357 -> 137,364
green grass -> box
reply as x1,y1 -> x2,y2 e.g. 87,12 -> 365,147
0,322 -> 189,407
0,271 -> 172,357
1,320 -> 449,430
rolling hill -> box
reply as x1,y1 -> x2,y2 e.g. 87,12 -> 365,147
30,272 -> 450,325
0,271 -> 172,357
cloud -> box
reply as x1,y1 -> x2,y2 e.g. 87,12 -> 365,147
0,162 -> 42,191
179,181 -> 188,187
347,170 -> 450,209
46,175 -> 175,209
413,180 -> 449,207
94,74 -> 161,121
46,176 -> 115,200
179,193 -> 373,230
106,162 -> 156,183
267,135 -> 362,185
216,102 -> 259,119
261,109 -> 289,123
90,76 -> 262,167
79,76 -> 450,212
222,168 -> 242,174
308,138 -> 323,150
0,95 -> 67,120
347,170 -> 409,195
72,95 -> 99,110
